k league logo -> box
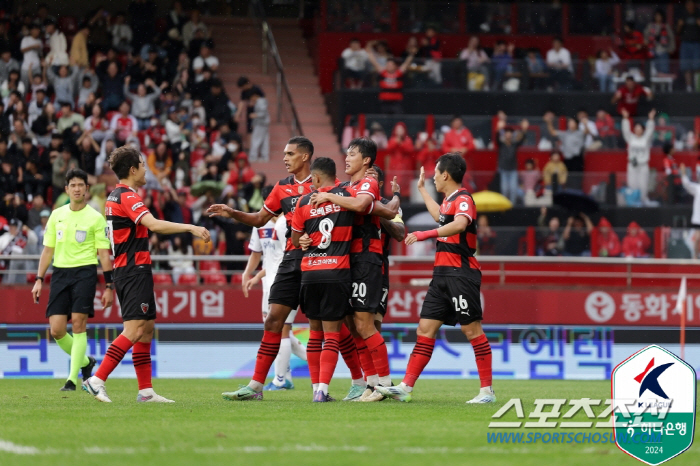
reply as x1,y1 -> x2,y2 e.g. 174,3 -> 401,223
611,344 -> 696,465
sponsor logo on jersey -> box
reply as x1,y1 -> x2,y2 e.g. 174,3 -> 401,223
310,204 -> 341,217
132,202 -> 144,211
460,201 -> 469,211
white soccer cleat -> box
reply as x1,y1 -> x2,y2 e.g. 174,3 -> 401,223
84,376 -> 111,403
360,388 -> 386,402
466,387 -> 496,404
137,389 -> 175,403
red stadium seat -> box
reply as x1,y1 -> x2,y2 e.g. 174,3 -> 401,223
106,111 -> 118,122
153,273 -> 173,284
26,273 -> 36,283
231,274 -> 243,284
177,274 -> 199,285
199,261 -> 221,272
202,273 -> 227,285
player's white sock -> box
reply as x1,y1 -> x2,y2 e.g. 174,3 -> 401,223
399,382 -> 413,393
378,375 -> 392,387
248,380 -> 263,392
318,383 -> 329,395
290,335 -> 307,361
313,383 -> 319,393
366,375 -> 379,387
352,378 -> 365,387
285,366 -> 292,381
274,338 -> 292,386
481,386 -> 494,394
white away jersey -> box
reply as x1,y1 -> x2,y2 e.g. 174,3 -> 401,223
249,216 -> 287,288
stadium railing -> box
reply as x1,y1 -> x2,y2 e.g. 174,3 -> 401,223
252,0 -> 304,136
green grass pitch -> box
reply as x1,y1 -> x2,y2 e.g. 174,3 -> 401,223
0,379 -> 697,466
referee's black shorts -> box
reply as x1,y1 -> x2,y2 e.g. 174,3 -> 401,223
268,256 -> 302,311
46,265 -> 97,320
116,272 -> 157,321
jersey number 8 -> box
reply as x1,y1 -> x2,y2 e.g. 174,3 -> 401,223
318,218 -> 334,249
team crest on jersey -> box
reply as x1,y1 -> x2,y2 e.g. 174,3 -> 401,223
75,230 -> 87,243
298,185 -> 305,194
141,303 -> 149,313
445,202 -> 452,210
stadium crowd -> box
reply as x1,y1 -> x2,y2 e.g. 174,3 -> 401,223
0,2 -> 269,283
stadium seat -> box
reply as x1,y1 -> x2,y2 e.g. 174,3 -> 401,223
231,274 -> 243,284
153,273 -> 173,284
178,274 -> 199,285
202,273 -> 227,285
199,261 -> 221,272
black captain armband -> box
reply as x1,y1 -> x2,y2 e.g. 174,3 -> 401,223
103,270 -> 113,284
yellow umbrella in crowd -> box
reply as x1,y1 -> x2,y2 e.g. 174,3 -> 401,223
471,191 -> 513,213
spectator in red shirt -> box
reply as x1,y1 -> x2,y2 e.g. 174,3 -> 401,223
385,122 -> 414,198
595,109 -> 619,148
663,142 -> 684,203
442,116 -> 475,154
366,44 -> 414,115
109,101 -> 138,145
621,221 -> 651,258
620,22 -> 647,61
226,152 -> 255,195
612,76 -> 653,116
416,135 -> 440,174
595,217 -> 621,257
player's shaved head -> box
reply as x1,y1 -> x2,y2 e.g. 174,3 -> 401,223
310,157 -> 336,180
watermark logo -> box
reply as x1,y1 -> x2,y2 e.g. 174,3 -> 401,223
612,344 -> 696,465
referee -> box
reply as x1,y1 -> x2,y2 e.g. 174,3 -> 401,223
31,169 -> 115,391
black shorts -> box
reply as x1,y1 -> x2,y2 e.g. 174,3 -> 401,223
46,265 -> 97,320
350,261 -> 383,312
299,282 -> 351,321
116,272 -> 156,321
268,257 -> 302,311
420,275 -> 483,326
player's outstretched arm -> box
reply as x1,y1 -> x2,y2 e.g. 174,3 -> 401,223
206,204 -> 273,228
373,199 -> 400,219
140,214 -> 211,241
417,166 -> 441,221
405,215 -> 469,245
312,192 -> 373,214
381,216 -> 406,242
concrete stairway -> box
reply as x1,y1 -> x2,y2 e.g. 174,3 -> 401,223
206,16 -> 341,183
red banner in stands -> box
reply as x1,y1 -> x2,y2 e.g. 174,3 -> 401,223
2,285 -> 693,327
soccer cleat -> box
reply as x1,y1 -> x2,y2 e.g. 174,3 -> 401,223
222,385 -> 263,401
375,385 -> 412,402
466,387 -> 496,404
60,380 -> 76,391
84,377 -> 111,403
342,384 -> 366,401
313,391 -> 335,402
137,392 -> 175,403
264,379 -> 295,391
360,388 -> 387,402
81,356 -> 96,381
358,386 -> 375,402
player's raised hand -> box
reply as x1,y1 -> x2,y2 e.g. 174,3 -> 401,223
391,176 -> 400,196
191,226 -> 211,242
417,166 -> 426,189
206,204 -> 234,218
366,166 -> 378,180
101,288 -> 113,309
31,280 -> 42,304
299,233 -> 312,250
405,232 -> 418,245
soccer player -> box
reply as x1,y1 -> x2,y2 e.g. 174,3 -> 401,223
376,155 -> 495,403
31,168 -> 114,392
310,138 -> 400,402
84,146 -> 210,403
242,186 -> 307,391
291,157 -> 356,402
368,165 -> 406,331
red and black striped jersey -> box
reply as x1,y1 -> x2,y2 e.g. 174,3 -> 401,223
105,184 -> 151,280
434,189 -> 481,279
263,174 -> 314,258
343,177 -> 383,265
291,185 -> 355,284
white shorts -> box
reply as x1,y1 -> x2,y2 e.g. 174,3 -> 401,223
262,285 -> 297,324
